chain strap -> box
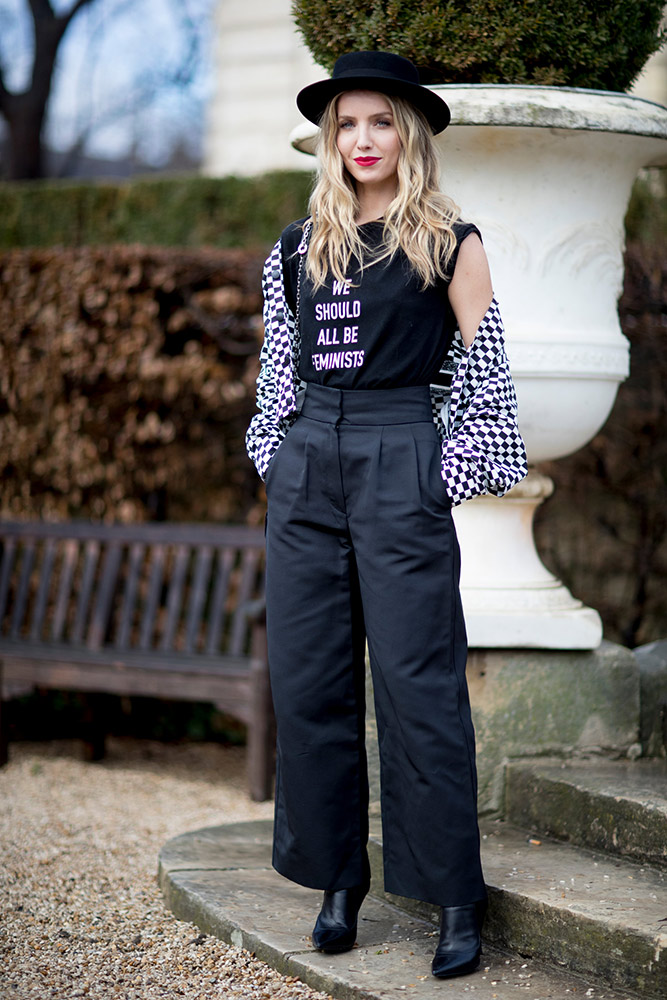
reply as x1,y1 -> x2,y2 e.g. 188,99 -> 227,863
295,219 -> 312,337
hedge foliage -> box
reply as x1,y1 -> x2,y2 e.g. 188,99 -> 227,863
0,171 -> 314,250
293,0 -> 666,90
1,167 -> 664,256
0,245 -> 267,525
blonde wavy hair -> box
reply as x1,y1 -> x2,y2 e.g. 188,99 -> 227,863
305,92 -> 460,290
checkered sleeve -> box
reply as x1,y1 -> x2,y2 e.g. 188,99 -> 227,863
245,238 -> 298,481
436,297 -> 527,506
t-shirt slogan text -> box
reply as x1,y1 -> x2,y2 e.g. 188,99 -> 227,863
309,279 -> 365,373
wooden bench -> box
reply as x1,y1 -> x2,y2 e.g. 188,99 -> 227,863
0,520 -> 274,800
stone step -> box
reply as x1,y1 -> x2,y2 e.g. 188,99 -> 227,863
159,820 -> 644,1000
369,819 -> 667,1000
504,757 -> 667,869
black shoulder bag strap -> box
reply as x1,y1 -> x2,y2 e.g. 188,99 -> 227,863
295,218 -> 313,338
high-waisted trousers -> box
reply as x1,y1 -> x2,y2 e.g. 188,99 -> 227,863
264,381 -> 486,907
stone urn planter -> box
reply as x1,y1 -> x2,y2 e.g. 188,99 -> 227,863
290,85 -> 667,649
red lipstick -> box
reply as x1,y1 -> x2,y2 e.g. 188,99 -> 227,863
354,157 -> 380,165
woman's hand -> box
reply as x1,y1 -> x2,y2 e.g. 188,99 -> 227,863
448,234 -> 494,349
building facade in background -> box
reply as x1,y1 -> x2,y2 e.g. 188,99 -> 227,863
632,37 -> 667,106
203,0 -> 319,176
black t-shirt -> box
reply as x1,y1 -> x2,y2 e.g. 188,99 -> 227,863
281,218 -> 481,389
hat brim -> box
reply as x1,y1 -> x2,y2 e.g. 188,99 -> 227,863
296,75 -> 450,135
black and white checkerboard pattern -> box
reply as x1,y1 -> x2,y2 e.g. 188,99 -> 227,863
431,297 -> 527,504
246,238 -> 527,505
245,237 -> 305,481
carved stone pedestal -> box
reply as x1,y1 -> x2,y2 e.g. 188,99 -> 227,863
453,470 -> 602,649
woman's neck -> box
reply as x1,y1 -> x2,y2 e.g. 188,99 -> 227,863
355,182 -> 395,226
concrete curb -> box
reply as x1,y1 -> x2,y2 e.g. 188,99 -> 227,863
158,820 -> 645,1000
505,757 -> 667,868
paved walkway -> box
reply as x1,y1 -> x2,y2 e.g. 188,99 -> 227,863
159,819 -> 637,1000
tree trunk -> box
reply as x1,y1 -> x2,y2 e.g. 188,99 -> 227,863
0,0 -> 95,180
5,95 -> 47,180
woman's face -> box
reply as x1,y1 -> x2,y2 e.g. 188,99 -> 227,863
335,91 -> 401,191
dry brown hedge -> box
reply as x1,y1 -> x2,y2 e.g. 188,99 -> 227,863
0,245 -> 266,525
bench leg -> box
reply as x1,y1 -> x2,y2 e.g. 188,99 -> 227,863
0,660 -> 8,766
247,626 -> 275,801
81,693 -> 108,762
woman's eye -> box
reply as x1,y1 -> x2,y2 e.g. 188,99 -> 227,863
375,119 -> 391,128
338,121 -> 354,129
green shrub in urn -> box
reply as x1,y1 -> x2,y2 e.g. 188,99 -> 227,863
292,0 -> 666,92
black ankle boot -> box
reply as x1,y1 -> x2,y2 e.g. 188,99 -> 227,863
312,884 -> 369,954
431,900 -> 487,979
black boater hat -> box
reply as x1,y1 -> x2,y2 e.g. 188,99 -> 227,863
296,51 -> 451,135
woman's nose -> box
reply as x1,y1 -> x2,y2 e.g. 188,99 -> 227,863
356,125 -> 372,149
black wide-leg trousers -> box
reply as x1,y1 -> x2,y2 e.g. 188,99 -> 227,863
264,382 -> 486,907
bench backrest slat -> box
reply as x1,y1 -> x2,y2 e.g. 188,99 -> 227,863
29,538 -> 56,641
87,542 -> 122,650
0,538 -> 17,624
71,541 -> 100,644
205,546 -> 235,655
229,548 -> 262,657
11,540 -> 36,639
115,542 -> 145,651
51,540 -> 79,641
184,545 -> 213,654
139,545 -> 167,650
159,544 -> 190,652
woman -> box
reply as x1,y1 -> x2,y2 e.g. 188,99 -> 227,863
246,50 -> 527,980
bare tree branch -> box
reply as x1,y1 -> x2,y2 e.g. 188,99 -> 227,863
56,0 -> 205,174
62,0 -> 96,27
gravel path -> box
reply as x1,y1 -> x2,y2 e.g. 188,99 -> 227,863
1,738 -> 333,1000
